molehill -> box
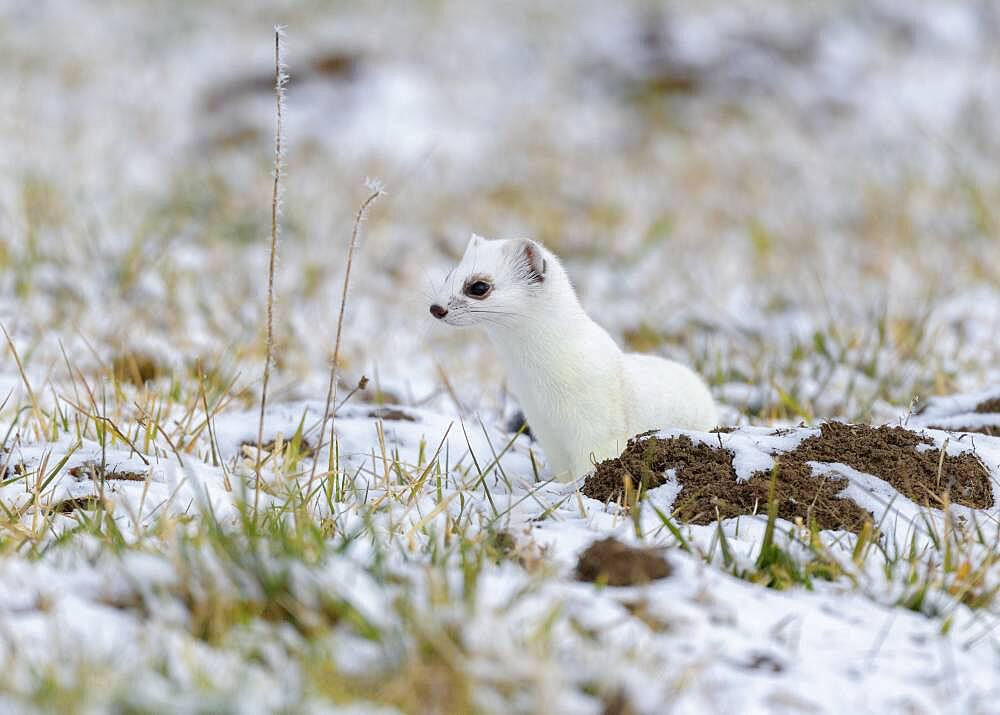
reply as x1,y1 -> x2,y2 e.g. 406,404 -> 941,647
582,422 -> 993,533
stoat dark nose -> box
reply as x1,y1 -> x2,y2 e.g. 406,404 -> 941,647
429,304 -> 448,319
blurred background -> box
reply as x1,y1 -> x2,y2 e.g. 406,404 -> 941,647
1,0 -> 998,424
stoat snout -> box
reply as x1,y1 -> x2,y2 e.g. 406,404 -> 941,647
432,233 -> 717,481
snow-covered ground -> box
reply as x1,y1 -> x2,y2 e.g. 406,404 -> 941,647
1,1 -> 999,712
2,402 -> 1000,713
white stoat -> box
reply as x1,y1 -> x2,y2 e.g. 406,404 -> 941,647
430,234 -> 718,481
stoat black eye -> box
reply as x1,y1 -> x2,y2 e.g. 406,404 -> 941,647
464,280 -> 492,299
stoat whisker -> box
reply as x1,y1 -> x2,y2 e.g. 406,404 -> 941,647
417,286 -> 436,302
466,316 -> 505,329
421,266 -> 445,297
463,311 -> 511,326
465,314 -> 518,327
467,308 -> 530,320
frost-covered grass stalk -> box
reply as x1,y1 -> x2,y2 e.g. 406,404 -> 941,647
254,25 -> 288,514
306,181 -> 383,498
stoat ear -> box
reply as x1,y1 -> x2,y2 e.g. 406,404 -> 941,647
515,239 -> 546,284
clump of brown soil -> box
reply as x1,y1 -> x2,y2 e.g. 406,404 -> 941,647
601,690 -> 637,715
240,437 -> 316,460
111,351 -> 166,386
926,424 -> 999,436
367,407 -> 415,422
52,495 -> 104,513
575,538 -> 672,586
69,462 -> 147,482
793,422 -> 992,509
671,442 -> 874,532
582,422 -> 993,533
932,397 -> 1000,436
927,423 -> 998,437
927,395 -> 1000,435
976,397 -> 1000,414
583,433 -> 736,508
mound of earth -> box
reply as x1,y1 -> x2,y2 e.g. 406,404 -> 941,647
910,387 -> 1000,436
976,397 -> 1000,414
575,538 -> 672,586
582,422 -> 993,533
942,396 -> 1000,436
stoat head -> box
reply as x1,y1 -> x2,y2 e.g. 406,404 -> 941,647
430,234 -> 556,329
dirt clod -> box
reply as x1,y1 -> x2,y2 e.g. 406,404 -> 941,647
930,397 -> 1000,435
582,422 -> 993,533
975,397 -> 1000,414
111,352 -> 165,386
928,396 -> 1000,435
740,652 -> 785,673
934,424 -> 998,436
367,408 -> 415,422
69,462 -> 147,482
240,438 -> 315,459
52,496 -> 104,513
601,690 -> 637,715
575,537 -> 672,586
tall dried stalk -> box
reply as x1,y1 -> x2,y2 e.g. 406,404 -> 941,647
254,26 -> 288,513
306,182 -> 384,498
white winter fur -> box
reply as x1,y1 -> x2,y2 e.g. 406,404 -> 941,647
432,235 -> 718,481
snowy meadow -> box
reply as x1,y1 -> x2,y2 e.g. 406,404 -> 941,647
1,1 -> 1000,713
